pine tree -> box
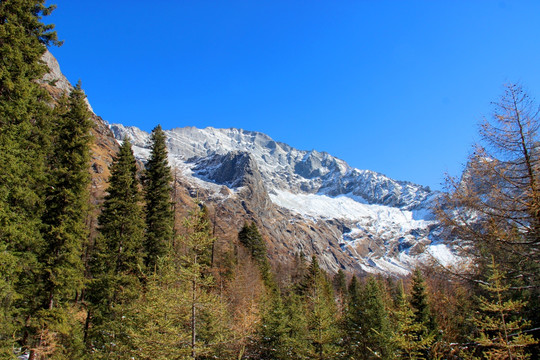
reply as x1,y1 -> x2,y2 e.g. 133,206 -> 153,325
469,257 -> 537,359
143,124 -> 174,272
238,222 -> 273,287
409,269 -> 437,359
343,275 -> 363,358
357,277 -> 394,360
392,280 -> 433,359
87,139 -> 145,354
0,0 -> 61,356
33,82 -> 93,357
299,256 -> 341,359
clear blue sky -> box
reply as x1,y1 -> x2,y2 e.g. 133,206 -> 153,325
46,1 -> 540,190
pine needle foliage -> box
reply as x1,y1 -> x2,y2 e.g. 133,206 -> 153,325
0,0 -> 61,355
87,139 -> 145,354
143,124 -> 174,272
468,257 -> 537,360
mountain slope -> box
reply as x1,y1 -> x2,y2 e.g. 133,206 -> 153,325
111,124 -> 458,276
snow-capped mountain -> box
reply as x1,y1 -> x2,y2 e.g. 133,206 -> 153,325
40,49 -> 457,276
111,124 -> 458,276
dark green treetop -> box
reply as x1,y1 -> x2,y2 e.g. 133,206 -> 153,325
143,124 -> 174,272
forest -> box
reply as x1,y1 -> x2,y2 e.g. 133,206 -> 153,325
0,1 -> 539,359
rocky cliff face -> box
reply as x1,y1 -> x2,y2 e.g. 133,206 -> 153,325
111,124 -> 458,276
43,50 -> 458,277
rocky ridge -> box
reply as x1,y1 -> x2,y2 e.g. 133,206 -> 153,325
42,50 -> 457,277
111,124 -> 457,276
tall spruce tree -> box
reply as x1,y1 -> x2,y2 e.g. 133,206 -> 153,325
358,277 -> 394,360
238,222 -> 273,287
299,256 -> 341,359
0,0 -> 60,356
343,276 -> 363,357
87,139 -> 145,354
33,83 -> 93,357
409,269 -> 437,359
143,124 -> 173,272
392,280 -> 433,359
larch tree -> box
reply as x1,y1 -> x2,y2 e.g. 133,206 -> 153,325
179,203 -> 228,359
143,124 -> 174,272
436,83 -> 540,333
469,257 -> 537,360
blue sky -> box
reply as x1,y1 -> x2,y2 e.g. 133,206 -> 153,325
46,1 -> 540,190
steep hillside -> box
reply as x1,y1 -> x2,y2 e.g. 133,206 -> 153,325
111,124 -> 458,276
42,50 -> 458,276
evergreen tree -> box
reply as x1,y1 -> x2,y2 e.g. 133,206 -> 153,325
409,269 -> 437,359
256,290 -> 290,360
343,275 -> 363,358
0,0 -> 60,356
34,82 -> 93,357
143,124 -> 173,272
300,256 -> 341,359
87,139 -> 145,354
392,280 -> 433,359
238,222 -> 273,287
469,257 -> 537,359
358,277 -> 394,360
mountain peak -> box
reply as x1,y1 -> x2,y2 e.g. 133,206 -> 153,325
110,123 -> 454,276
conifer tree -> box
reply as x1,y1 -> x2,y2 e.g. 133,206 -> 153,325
343,275 -> 363,358
256,290 -> 290,360
409,269 -> 437,359
87,139 -> 145,353
33,83 -> 93,356
143,124 -> 174,272
469,257 -> 537,359
0,0 -> 60,356
357,277 -> 394,360
392,280 -> 433,359
179,203 -> 228,359
299,256 -> 341,359
238,222 -> 273,287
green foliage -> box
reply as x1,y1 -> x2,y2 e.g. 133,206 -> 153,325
392,280 -> 434,359
238,222 -> 273,287
298,256 -> 341,359
256,290 -> 290,359
351,277 -> 394,360
468,258 -> 537,359
41,83 -> 93,308
88,139 -> 145,351
409,269 -> 437,359
0,0 -> 60,353
143,124 -> 174,272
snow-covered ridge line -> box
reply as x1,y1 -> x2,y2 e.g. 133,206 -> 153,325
109,123 -> 434,210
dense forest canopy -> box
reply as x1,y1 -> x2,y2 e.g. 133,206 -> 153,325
0,1 -> 538,359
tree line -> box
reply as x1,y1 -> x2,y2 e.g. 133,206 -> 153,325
1,1 -> 539,359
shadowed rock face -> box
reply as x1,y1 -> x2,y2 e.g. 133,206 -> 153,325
42,50 -> 456,278
193,151 -> 260,189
